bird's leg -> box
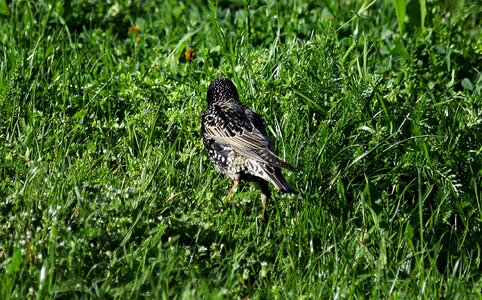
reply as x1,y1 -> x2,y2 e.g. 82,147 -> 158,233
227,174 -> 240,198
257,180 -> 271,221
225,174 -> 240,207
258,180 -> 271,209
260,192 -> 269,209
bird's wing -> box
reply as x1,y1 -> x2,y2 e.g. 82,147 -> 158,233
202,106 -> 293,170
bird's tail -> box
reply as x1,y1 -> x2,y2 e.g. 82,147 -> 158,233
268,169 -> 295,193
260,150 -> 295,171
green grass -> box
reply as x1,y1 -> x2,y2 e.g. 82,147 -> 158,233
1,0 -> 481,298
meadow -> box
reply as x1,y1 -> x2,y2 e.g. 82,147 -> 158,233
1,0 -> 481,298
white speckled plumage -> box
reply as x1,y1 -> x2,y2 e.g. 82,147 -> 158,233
201,77 -> 294,208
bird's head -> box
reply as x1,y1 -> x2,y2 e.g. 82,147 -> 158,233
207,77 -> 239,105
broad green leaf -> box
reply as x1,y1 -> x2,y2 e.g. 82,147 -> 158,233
393,0 -> 406,34
461,78 -> 474,91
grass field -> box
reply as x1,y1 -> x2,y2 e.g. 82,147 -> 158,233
1,0 -> 481,298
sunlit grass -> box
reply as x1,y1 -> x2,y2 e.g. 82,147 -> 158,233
1,0 -> 481,298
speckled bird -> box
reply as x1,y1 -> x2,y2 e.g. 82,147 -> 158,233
201,77 -> 294,208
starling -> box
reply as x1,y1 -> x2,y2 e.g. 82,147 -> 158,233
201,77 -> 294,208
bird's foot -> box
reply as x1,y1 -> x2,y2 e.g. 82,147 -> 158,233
225,199 -> 239,208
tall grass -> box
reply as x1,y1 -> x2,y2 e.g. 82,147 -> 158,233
1,0 -> 481,298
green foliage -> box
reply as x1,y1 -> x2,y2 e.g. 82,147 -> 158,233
1,0 -> 481,298
393,0 -> 407,34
